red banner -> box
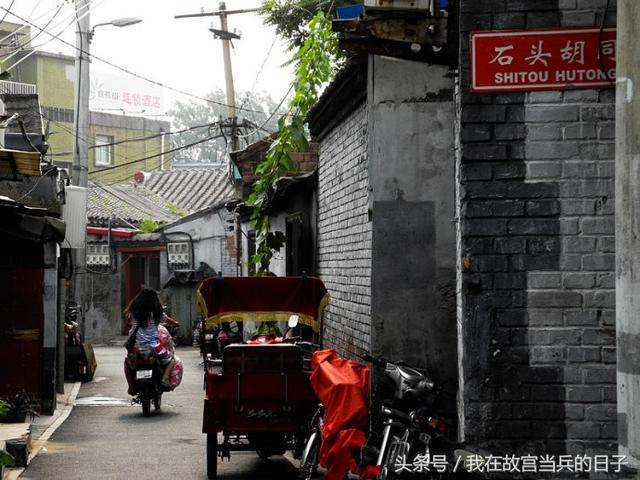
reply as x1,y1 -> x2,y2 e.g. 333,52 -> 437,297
470,27 -> 616,92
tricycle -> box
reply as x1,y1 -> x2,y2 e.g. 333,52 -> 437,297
196,275 -> 329,479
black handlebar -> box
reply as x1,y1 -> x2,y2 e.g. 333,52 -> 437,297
283,336 -> 302,343
361,353 -> 387,368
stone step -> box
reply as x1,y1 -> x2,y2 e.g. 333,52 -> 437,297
0,423 -> 31,469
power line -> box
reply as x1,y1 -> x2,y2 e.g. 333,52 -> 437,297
1,1 -> 89,61
45,120 -> 217,157
236,85 -> 293,139
87,133 -> 219,175
3,0 -> 99,73
0,5 -> 282,117
17,2 -> 64,52
238,36 -> 278,112
43,114 -> 170,174
0,0 -> 16,26
0,0 -> 67,47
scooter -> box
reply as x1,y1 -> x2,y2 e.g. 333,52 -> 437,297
64,303 -> 96,382
129,346 -> 168,417
361,354 -> 484,479
126,322 -> 178,417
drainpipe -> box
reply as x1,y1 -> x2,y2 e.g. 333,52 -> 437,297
235,215 -> 242,276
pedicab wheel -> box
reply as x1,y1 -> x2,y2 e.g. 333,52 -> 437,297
207,433 -> 218,479
154,393 -> 162,411
142,399 -> 151,417
300,431 -> 320,480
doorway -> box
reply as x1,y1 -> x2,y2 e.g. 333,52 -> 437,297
121,248 -> 161,334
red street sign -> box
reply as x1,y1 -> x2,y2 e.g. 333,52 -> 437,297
470,27 -> 616,92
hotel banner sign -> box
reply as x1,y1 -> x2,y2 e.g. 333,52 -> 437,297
470,27 -> 616,92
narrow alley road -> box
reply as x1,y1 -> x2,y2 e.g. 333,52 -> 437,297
21,346 -> 301,480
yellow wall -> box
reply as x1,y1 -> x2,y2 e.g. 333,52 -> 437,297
15,52 -> 171,184
37,55 -> 75,108
88,125 -> 170,184
44,119 -> 170,183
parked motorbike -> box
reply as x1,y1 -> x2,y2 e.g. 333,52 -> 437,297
361,354 -> 484,480
64,303 -> 96,382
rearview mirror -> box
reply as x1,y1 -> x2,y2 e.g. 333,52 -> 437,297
288,315 -> 299,329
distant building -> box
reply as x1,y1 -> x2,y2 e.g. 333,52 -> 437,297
83,166 -> 237,343
3,23 -> 171,183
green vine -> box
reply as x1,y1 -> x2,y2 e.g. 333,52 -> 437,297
247,11 -> 338,275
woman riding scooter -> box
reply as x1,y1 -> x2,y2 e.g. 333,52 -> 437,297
124,289 -> 175,395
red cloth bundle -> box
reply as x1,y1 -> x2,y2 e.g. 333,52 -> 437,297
310,349 -> 370,480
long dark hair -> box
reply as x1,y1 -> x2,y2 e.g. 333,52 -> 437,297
124,288 -> 163,328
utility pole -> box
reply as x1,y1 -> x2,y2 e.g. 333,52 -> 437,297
73,0 -> 90,188
175,2 -> 259,152
616,0 -> 640,474
69,0 -> 91,381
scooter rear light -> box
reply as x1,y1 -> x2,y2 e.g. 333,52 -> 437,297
429,416 -> 448,434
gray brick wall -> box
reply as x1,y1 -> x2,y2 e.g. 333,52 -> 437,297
459,0 -> 617,457
317,103 -> 372,358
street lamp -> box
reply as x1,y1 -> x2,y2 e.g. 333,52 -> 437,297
68,3 -> 143,379
88,17 -> 142,43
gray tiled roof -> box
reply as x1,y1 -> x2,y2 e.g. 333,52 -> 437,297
88,182 -> 182,227
88,166 -> 237,228
144,166 -> 237,212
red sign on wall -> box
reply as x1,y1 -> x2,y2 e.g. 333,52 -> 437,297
470,27 -> 616,92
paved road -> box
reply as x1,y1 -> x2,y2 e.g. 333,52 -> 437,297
22,346 -> 301,480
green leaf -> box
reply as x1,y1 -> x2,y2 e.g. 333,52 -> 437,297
247,11 -> 336,274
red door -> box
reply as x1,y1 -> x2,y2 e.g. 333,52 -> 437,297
0,268 -> 43,399
121,249 -> 161,334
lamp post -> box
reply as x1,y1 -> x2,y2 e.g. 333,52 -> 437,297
72,6 -> 142,188
67,0 -> 142,392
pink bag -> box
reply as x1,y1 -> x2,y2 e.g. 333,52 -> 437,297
167,355 -> 183,389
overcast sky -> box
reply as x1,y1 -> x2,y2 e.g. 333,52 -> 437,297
1,0 -> 295,116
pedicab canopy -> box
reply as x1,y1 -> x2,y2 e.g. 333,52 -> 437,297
196,276 -> 330,332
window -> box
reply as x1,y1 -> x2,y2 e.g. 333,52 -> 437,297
94,134 -> 114,166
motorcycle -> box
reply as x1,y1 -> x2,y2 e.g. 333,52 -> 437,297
129,345 -> 168,417
64,303 -> 96,382
361,354 -> 484,480
126,323 -> 180,417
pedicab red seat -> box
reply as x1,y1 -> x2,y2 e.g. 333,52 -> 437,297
203,344 -> 317,433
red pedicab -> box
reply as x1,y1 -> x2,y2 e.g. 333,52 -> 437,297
197,276 -> 329,479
